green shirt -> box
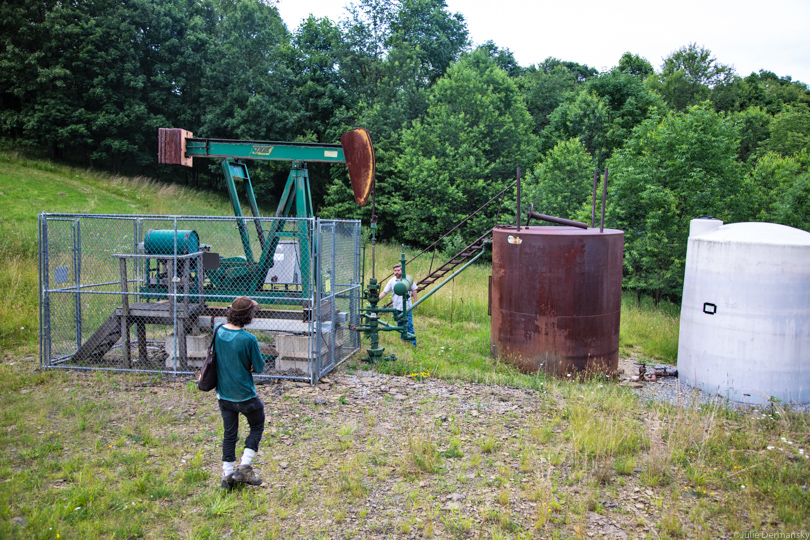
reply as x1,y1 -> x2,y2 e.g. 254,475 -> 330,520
214,326 -> 264,402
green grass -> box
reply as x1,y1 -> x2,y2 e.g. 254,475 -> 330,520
620,292 -> 681,363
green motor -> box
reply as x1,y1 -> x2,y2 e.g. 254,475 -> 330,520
144,229 -> 200,255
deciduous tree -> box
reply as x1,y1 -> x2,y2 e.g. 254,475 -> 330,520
605,104 -> 745,303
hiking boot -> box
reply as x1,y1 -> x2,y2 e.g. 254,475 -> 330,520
221,473 -> 235,491
232,464 -> 262,486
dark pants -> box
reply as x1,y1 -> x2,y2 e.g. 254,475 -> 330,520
219,396 -> 265,463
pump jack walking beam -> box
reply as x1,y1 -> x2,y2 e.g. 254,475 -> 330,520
157,127 -> 375,298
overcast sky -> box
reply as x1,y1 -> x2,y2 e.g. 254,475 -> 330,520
275,0 -> 810,85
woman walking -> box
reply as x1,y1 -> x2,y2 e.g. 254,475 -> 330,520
215,296 -> 265,489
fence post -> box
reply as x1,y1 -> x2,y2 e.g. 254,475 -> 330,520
119,257 -> 131,369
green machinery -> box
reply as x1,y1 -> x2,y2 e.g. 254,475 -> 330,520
154,127 -> 375,303
355,242 -> 488,363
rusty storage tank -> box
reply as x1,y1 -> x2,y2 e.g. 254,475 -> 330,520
490,226 -> 624,376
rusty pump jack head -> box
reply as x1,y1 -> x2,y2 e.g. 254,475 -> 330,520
340,128 -> 376,207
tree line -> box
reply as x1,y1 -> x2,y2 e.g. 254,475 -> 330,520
2,0 -> 809,303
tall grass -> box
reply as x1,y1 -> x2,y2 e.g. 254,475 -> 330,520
619,292 -> 680,363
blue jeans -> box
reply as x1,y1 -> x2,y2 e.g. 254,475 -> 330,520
219,396 -> 265,463
396,309 -> 417,345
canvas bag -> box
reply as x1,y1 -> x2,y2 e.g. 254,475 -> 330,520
197,325 -> 221,391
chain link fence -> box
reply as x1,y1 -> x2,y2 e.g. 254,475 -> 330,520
38,213 -> 361,383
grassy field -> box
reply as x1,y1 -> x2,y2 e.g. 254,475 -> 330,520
1,152 -> 808,538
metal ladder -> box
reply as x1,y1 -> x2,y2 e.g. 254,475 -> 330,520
414,229 -> 492,294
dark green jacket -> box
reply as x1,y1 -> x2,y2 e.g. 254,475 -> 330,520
214,327 -> 264,402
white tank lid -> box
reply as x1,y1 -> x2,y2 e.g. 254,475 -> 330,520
696,222 -> 810,246
689,217 -> 723,237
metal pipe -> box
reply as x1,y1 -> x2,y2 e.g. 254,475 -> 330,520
516,166 -> 521,232
591,169 -> 598,228
526,211 -> 588,229
600,168 -> 608,233
408,242 -> 488,312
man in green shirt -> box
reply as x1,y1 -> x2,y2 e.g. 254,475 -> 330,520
215,296 -> 265,489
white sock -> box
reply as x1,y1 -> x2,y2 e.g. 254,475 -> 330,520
240,448 -> 255,466
222,461 -> 235,477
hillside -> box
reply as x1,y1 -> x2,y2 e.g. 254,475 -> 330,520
0,151 -> 245,353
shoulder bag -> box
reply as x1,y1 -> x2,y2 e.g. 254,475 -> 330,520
197,325 -> 221,392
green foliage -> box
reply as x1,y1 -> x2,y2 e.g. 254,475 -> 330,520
292,16 -> 353,141
761,105 -> 810,157
519,57 -> 597,134
321,0 -> 469,236
392,48 -> 538,245
616,52 -> 654,78
651,43 -> 735,112
745,150 -> 810,231
388,0 -> 469,84
200,0 -> 298,141
541,69 -> 664,167
605,104 -> 746,303
522,139 -> 594,220
739,70 -> 810,114
733,106 -> 772,162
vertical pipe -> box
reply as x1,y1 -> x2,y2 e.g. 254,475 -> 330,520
40,213 -> 50,367
119,257 -> 130,369
73,220 -> 81,353
600,168 -> 608,233
591,169 -> 598,229
516,166 -> 521,232
330,222 -> 338,372
312,219 -> 320,384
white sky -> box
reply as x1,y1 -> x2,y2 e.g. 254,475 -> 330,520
275,0 -> 810,85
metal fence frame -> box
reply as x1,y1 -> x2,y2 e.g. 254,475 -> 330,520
38,213 -> 362,384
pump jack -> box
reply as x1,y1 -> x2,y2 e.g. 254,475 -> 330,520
156,127 -> 375,302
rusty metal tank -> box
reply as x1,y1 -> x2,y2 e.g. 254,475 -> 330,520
490,226 -> 624,377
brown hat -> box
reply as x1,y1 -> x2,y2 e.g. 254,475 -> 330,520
229,296 -> 258,315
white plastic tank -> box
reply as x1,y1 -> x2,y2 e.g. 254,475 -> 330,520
678,219 -> 810,405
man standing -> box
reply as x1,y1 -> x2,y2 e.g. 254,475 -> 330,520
379,263 -> 417,347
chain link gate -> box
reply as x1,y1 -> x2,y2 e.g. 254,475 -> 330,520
39,213 -> 361,384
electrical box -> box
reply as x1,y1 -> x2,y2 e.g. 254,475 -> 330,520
264,240 -> 301,285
